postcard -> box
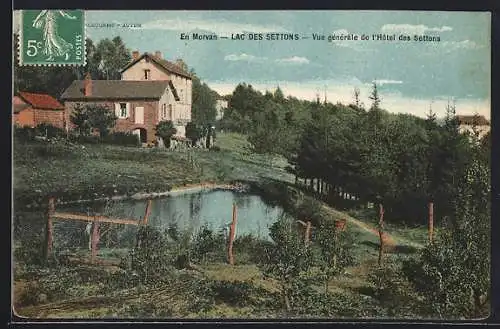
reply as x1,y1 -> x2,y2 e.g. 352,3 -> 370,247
11,10 -> 491,320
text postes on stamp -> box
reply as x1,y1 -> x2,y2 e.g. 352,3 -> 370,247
19,10 -> 85,66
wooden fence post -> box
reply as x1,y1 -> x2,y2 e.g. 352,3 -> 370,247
228,203 -> 237,265
143,199 -> 152,226
91,218 -> 100,264
378,203 -> 385,266
429,202 -> 434,243
45,197 -> 55,260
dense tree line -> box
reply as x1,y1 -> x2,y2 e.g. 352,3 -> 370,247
222,83 -> 489,225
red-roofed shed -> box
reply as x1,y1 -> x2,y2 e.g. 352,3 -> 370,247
13,92 -> 66,129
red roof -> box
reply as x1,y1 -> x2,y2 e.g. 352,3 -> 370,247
18,91 -> 64,110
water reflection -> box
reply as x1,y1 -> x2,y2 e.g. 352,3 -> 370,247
61,190 -> 283,240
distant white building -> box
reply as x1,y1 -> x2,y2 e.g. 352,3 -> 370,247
215,98 -> 228,121
457,115 -> 490,139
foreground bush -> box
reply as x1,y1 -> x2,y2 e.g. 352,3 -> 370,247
367,259 -> 424,318
402,158 -> 490,319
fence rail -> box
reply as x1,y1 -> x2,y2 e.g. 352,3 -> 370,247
46,197 -> 152,264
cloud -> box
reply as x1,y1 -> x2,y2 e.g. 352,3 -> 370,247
442,40 -> 482,50
420,39 -> 484,55
275,56 -> 310,65
381,24 -> 453,35
372,79 -> 404,86
224,53 -> 267,62
141,18 -> 288,35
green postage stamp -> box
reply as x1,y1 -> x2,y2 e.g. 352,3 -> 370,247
19,10 -> 85,66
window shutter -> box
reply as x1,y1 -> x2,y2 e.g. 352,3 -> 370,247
114,103 -> 120,118
126,103 -> 131,118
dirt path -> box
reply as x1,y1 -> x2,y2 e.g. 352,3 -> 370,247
321,204 -> 423,250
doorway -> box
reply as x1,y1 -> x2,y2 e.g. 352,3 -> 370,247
133,128 -> 147,144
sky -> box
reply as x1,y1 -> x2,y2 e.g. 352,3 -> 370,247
13,10 -> 491,119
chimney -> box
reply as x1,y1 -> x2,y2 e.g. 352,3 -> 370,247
84,72 -> 92,97
132,50 -> 140,60
154,51 -> 162,59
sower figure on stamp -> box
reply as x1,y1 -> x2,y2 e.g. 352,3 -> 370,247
32,10 -> 76,61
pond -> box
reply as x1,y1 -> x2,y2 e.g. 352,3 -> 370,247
54,189 -> 284,246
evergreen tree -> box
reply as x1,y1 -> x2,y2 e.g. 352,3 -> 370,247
369,81 -> 381,110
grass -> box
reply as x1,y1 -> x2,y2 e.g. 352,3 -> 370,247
12,132 -> 428,319
13,133 -> 295,207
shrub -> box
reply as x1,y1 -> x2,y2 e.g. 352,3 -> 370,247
155,121 -> 177,148
258,215 -> 316,313
298,290 -> 383,318
368,260 -> 424,318
34,123 -> 66,139
185,278 -> 217,314
102,132 -> 140,147
296,197 -> 325,226
128,226 -> 174,284
70,103 -> 117,137
14,126 -> 36,142
233,234 -> 271,265
313,220 -> 355,294
210,280 -> 254,306
190,226 -> 226,264
185,122 -> 202,146
69,134 -> 100,144
401,158 -> 490,319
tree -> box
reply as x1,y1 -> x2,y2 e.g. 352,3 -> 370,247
274,86 -> 285,103
425,105 -> 437,127
155,121 -> 177,148
86,105 -> 118,137
70,104 -> 117,137
95,36 -> 131,80
69,104 -> 91,136
192,76 -> 217,126
369,81 -> 381,110
403,156 -> 490,318
352,87 -> 364,110
259,215 -> 315,313
185,122 -> 202,146
174,58 -> 189,72
314,220 -> 353,294
471,111 -> 481,139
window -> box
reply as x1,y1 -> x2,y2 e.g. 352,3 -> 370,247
119,103 -> 128,118
161,104 -> 167,119
179,89 -> 184,102
168,105 -> 173,120
144,69 -> 150,80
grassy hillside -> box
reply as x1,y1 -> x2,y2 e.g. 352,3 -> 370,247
13,133 -> 294,207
